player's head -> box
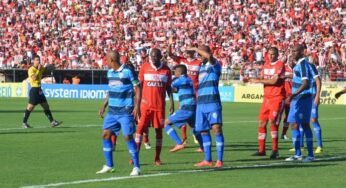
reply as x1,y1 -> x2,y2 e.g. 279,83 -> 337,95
174,64 -> 187,77
32,55 -> 41,67
185,50 -> 195,59
198,45 -> 212,63
107,50 -> 121,69
268,47 -> 279,63
292,44 -> 305,61
150,48 -> 162,65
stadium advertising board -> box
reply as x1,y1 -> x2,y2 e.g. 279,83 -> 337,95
320,86 -> 345,105
0,83 -> 27,98
233,84 -> 263,103
219,86 -> 234,102
41,84 -> 108,99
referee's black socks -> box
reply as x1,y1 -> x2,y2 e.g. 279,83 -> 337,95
44,110 -> 54,122
23,109 -> 31,123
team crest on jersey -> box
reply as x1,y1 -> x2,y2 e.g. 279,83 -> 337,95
299,113 -> 304,119
212,112 -> 218,119
273,111 -> 278,117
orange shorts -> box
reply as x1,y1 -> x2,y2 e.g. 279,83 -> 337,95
258,97 -> 284,125
138,107 -> 165,129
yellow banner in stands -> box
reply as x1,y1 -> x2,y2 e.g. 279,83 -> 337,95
0,83 -> 28,98
234,84 -> 346,105
320,86 -> 345,105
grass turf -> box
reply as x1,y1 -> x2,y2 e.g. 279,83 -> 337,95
0,98 -> 346,187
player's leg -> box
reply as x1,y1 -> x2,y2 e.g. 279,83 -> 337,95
120,115 -> 140,176
194,106 -> 213,167
255,100 -> 269,155
285,99 -> 303,161
181,125 -> 188,144
164,118 -> 185,152
110,134 -> 117,151
96,114 -> 118,174
281,105 -> 290,140
23,103 -> 35,128
268,99 -> 284,159
40,102 -> 62,127
143,126 -> 151,149
23,88 -> 38,128
212,123 -> 224,168
153,110 -> 165,165
299,124 -> 305,148
311,103 -> 323,153
136,107 -> 152,151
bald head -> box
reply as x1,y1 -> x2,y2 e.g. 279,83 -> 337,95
107,51 -> 121,69
150,48 -> 162,65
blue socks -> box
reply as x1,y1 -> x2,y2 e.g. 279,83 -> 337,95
164,125 -> 183,145
299,125 -> 305,147
201,133 -> 212,162
304,126 -> 314,157
292,129 -> 301,157
102,139 -> 113,167
127,139 -> 140,168
313,122 -> 323,147
215,133 -> 224,161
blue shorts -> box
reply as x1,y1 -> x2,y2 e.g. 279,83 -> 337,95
311,102 -> 318,119
288,95 -> 313,124
103,113 -> 136,136
195,105 -> 223,132
168,109 -> 195,128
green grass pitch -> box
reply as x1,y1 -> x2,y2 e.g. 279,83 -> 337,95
1,98 -> 346,187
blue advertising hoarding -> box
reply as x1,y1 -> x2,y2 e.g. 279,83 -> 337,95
28,84 -> 235,102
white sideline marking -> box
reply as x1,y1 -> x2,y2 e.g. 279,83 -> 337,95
21,156 -> 346,188
1,117 -> 346,132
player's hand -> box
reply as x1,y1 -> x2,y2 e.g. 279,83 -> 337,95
285,96 -> 292,105
132,106 -> 140,121
99,107 -> 105,119
335,92 -> 342,99
314,96 -> 320,105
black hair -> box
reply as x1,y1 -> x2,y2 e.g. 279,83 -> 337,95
174,64 -> 187,75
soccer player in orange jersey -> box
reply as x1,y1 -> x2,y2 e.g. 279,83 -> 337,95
135,48 -> 174,166
249,47 -> 285,159
168,44 -> 201,145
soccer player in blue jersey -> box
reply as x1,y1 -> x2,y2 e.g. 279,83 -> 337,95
285,45 -> 315,162
164,65 -> 203,152
308,62 -> 323,154
96,51 -> 141,176
187,46 -> 224,168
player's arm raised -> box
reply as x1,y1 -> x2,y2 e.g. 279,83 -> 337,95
187,47 -> 216,65
99,92 -> 109,118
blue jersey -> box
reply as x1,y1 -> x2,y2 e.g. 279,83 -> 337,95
107,64 -> 139,114
172,75 -> 196,111
292,58 -> 313,97
308,62 -> 320,96
197,60 -> 221,105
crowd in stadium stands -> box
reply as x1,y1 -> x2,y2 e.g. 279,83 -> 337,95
0,0 -> 345,81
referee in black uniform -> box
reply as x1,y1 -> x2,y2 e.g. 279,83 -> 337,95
22,55 -> 62,128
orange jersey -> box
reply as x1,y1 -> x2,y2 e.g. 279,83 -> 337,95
261,60 -> 285,98
139,62 -> 172,111
284,63 -> 293,97
174,56 -> 201,91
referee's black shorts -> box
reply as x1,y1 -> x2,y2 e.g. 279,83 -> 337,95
29,87 -> 47,105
